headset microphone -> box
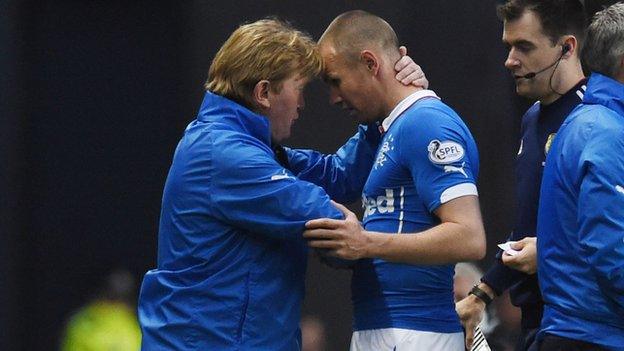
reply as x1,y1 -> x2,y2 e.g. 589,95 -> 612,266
515,44 -> 570,80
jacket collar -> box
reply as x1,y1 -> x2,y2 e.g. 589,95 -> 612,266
584,72 -> 624,117
196,91 -> 272,147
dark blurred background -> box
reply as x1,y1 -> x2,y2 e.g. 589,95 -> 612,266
0,1 -> 613,350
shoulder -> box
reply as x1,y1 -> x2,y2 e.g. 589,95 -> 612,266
397,99 -> 468,137
393,100 -> 476,165
518,102 -> 540,132
566,104 -> 624,136
560,105 -> 624,159
206,131 -> 272,174
522,102 -> 540,122
218,129 -> 271,151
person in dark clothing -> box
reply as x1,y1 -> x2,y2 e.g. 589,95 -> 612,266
455,1 -> 586,350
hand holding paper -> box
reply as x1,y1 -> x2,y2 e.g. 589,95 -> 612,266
497,241 -> 520,256
500,237 -> 537,274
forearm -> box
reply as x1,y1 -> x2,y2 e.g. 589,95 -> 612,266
362,221 -> 485,265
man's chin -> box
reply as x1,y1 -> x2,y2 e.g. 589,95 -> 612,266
515,83 -> 535,99
346,108 -> 358,118
346,109 -> 380,125
356,115 -> 380,125
354,114 -> 369,124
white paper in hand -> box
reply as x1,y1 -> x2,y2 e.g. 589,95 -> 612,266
470,324 -> 491,351
497,241 -> 520,256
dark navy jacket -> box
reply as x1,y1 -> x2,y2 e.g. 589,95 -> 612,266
482,80 -> 586,328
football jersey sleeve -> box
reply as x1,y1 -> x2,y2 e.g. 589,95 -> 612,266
397,105 -> 479,213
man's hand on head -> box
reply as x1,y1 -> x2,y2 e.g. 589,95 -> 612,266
395,46 -> 428,88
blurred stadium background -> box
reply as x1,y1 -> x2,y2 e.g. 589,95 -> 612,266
0,1 -> 614,350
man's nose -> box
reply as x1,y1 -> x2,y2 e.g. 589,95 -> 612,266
505,49 -> 520,70
298,94 -> 305,111
329,88 -> 342,105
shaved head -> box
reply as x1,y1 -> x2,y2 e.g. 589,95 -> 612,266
319,10 -> 400,62
318,10 -> 415,124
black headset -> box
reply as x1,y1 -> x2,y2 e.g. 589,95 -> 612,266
517,44 -> 570,80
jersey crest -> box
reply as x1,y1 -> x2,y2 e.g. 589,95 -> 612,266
374,134 -> 395,170
544,133 -> 556,155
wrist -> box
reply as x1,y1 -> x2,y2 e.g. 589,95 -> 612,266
477,282 -> 496,300
469,283 -> 495,306
360,230 -> 385,259
466,293 -> 487,308
360,230 -> 375,259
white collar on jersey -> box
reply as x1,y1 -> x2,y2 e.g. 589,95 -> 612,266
380,89 -> 440,132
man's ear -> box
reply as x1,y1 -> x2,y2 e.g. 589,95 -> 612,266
253,80 -> 271,109
561,35 -> 578,58
360,50 -> 380,75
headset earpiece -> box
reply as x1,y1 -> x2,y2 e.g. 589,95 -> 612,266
562,44 -> 571,54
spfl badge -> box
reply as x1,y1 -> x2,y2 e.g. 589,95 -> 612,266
427,139 -> 465,164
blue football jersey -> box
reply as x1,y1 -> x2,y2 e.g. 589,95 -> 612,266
353,90 -> 480,333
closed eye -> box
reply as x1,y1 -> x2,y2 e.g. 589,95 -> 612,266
508,40 -> 536,54
322,73 -> 341,87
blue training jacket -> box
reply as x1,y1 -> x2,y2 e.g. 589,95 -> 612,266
537,73 -> 624,350
138,92 -> 379,350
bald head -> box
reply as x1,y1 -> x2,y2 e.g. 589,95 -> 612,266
319,10 -> 400,62
318,11 -> 417,124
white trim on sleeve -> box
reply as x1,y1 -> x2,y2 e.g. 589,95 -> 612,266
440,183 -> 478,204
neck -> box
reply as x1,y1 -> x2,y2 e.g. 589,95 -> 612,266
381,82 -> 423,117
541,59 -> 584,105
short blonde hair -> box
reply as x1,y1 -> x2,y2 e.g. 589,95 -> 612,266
206,19 -> 322,108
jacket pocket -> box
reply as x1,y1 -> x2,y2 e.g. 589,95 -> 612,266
236,271 -> 251,343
